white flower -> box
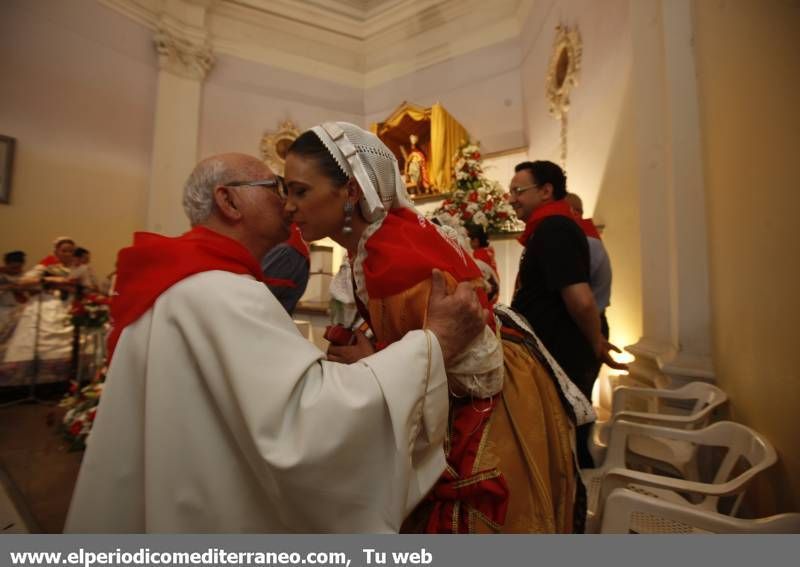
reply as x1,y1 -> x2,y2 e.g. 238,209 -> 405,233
473,211 -> 488,227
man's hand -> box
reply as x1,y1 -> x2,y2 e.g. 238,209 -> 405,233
595,339 -> 629,371
327,332 -> 375,364
426,269 -> 488,365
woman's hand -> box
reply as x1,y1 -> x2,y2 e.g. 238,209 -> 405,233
327,331 -> 375,364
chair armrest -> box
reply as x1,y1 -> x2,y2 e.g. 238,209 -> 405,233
608,410 -> 699,427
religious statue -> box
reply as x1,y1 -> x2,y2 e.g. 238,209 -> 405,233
400,134 -> 432,194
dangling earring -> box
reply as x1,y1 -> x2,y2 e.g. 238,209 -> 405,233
342,200 -> 354,234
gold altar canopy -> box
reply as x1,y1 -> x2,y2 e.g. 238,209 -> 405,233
370,102 -> 469,196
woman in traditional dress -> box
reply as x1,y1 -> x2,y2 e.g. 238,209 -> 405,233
283,122 -> 594,533
0,237 -> 90,386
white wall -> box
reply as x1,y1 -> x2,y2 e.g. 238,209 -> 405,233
0,0 -> 157,277
364,39 -> 525,153
519,0 -> 631,217
199,54 -> 365,159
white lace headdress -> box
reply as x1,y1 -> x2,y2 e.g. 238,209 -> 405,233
309,121 -> 469,306
309,122 -> 417,223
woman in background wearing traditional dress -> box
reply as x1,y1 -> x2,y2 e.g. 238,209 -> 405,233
0,237 -> 92,386
283,122 -> 594,533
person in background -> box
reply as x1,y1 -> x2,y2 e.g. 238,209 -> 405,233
565,193 -> 612,339
260,224 -> 311,315
72,247 -> 101,292
1,238 -> 79,385
467,224 -> 500,305
508,161 -> 626,468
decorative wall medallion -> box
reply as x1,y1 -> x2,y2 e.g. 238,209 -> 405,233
260,120 -> 301,176
545,24 -> 582,117
545,25 -> 582,168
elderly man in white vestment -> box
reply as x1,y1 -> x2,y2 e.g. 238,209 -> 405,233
65,153 -> 486,533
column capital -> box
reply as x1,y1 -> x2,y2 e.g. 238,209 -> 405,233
154,27 -> 214,81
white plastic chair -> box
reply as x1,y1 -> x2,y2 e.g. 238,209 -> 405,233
582,420 -> 777,533
601,488 -> 800,533
590,382 -> 728,476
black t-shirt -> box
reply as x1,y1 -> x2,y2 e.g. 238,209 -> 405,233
511,215 -> 598,395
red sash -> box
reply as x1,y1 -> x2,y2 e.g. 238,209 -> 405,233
517,199 -> 576,245
107,227 -> 264,359
423,398 -> 509,533
578,217 -> 601,239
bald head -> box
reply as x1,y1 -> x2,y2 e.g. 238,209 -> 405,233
183,153 -> 274,225
565,192 -> 583,217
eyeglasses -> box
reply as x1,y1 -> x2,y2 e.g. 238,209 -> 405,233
225,177 -> 286,199
508,183 -> 539,197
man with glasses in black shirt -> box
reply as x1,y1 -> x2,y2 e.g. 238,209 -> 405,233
509,160 -> 626,468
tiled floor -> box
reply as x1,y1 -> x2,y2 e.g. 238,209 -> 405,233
0,398 -> 83,533
0,470 -> 29,533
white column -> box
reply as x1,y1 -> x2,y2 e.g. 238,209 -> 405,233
626,0 -> 714,386
146,2 -> 214,235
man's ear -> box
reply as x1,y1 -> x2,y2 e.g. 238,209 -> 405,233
541,183 -> 555,201
213,185 -> 243,221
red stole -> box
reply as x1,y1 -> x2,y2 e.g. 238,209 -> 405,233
517,199 -> 576,245
107,226 -> 264,359
363,208 -> 483,299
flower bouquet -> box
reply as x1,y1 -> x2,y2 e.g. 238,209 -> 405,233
430,141 -> 523,234
69,292 -> 111,329
60,366 -> 106,451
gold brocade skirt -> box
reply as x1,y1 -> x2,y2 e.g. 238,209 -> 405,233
403,339 -> 578,534
468,340 -> 577,533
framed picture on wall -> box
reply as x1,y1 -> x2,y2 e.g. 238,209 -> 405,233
0,135 -> 16,205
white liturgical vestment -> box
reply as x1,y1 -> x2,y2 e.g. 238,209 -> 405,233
65,271 -> 448,533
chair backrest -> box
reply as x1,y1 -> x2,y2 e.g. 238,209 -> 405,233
614,420 -> 776,515
601,488 -> 800,534
611,381 -> 728,430
708,421 -> 776,482
681,382 -> 727,420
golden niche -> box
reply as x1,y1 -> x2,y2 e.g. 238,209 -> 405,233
371,101 -> 469,200
260,120 -> 301,176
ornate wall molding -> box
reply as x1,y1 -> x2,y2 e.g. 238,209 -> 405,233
545,24 -> 582,116
100,0 -> 529,88
545,24 -> 582,168
260,120 -> 301,176
154,27 -> 214,80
